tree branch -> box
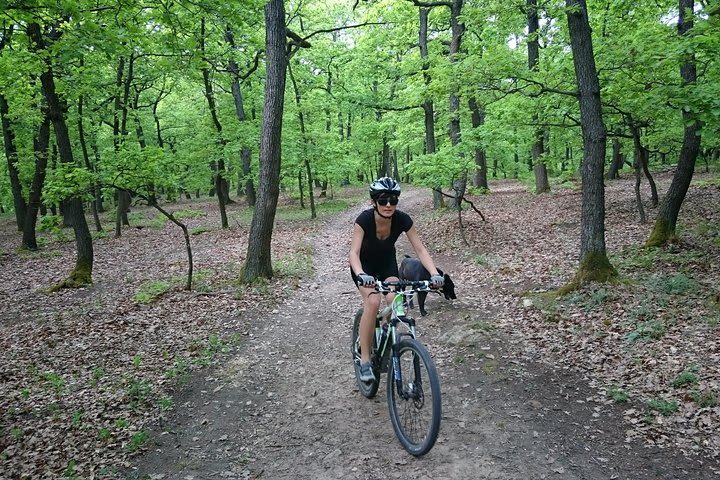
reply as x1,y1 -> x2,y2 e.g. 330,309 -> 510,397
432,188 -> 487,222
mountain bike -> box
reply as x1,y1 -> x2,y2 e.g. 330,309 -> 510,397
351,280 -> 442,456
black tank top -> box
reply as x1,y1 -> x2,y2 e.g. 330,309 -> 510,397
355,208 -> 413,278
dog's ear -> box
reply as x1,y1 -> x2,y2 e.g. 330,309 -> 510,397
437,268 -> 444,276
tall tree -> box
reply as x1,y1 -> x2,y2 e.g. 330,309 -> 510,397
0,25 -> 26,230
528,0 -> 550,193
21,111 -> 51,250
646,0 -> 701,247
27,21 -> 93,287
199,17 -> 230,229
242,0 -> 287,281
225,26 -> 258,207
563,0 -> 616,288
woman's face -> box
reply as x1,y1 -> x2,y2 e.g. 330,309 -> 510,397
374,194 -> 398,216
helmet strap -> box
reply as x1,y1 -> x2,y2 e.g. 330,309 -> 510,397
374,205 -> 393,219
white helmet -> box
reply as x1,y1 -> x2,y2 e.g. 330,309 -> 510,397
369,177 -> 401,199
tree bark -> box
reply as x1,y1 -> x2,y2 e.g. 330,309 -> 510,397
22,111 -> 51,250
200,17 -> 229,228
113,54 -> 131,231
469,97 -> 489,190
288,64 -> 316,219
563,0 -> 615,288
646,0 -> 701,247
418,8 -> 443,208
528,0 -> 550,194
27,22 -> 93,287
447,0 -> 464,149
78,93 -> 103,232
606,131 -> 623,179
1,26 -> 27,230
0,93 -> 26,230
242,0 -> 287,281
225,27 -> 257,207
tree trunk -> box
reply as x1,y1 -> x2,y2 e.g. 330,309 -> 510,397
632,136 -> 647,224
226,26 -> 257,207
28,22 -> 93,287
242,0 -> 287,281
629,123 -> 658,207
646,0 -> 701,247
1,93 -> 27,230
418,8 -> 443,209
288,64 -> 316,219
22,111 -> 51,250
563,0 -> 616,288
298,170 -> 305,209
113,53 -> 132,234
200,17 -> 229,228
242,147 -> 256,206
447,0 -> 465,151
469,97 -> 489,190
528,0 -> 550,194
78,93 -> 103,232
606,132 -> 623,179
1,26 -> 27,230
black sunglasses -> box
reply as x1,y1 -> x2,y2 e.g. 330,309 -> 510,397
376,195 -> 399,206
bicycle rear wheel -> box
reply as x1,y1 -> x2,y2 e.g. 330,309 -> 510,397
387,338 -> 441,456
351,308 -> 380,398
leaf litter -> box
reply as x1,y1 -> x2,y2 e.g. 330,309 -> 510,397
0,173 -> 719,478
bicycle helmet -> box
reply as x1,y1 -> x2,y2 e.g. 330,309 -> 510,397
369,177 -> 401,199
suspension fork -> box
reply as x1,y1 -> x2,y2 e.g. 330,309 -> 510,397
391,316 -> 418,400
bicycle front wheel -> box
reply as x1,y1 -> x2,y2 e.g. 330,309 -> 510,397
387,338 -> 441,456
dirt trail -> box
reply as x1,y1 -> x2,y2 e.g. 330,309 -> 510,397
128,190 -> 716,479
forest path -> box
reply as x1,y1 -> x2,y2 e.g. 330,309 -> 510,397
128,189 -> 713,480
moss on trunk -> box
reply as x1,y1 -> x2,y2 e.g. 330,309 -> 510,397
49,262 -> 93,292
557,251 -> 617,296
646,219 -> 677,248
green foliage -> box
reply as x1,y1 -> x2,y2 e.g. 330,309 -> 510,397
274,248 -> 314,278
126,378 -> 152,408
672,368 -> 699,388
626,320 -> 667,343
43,165 -> 96,204
125,431 -> 149,451
159,396 -> 174,411
607,386 -> 630,403
173,209 -> 205,219
134,278 -> 180,304
41,371 -> 66,396
650,273 -> 694,295
37,214 -> 59,231
647,398 -> 679,416
690,390 -> 718,408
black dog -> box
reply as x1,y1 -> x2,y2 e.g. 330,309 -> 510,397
398,256 -> 457,316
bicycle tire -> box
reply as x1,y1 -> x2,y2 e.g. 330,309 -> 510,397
387,338 -> 441,456
351,308 -> 380,398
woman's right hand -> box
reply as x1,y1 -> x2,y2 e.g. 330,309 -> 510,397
357,273 -> 375,287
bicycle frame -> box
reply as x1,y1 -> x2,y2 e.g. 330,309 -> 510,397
372,281 -> 434,400
352,279 -> 443,456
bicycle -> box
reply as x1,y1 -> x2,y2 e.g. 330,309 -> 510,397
351,279 -> 442,456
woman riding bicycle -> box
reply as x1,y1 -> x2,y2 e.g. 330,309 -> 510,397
349,177 -> 444,383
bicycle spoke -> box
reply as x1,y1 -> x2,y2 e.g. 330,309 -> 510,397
387,339 -> 441,456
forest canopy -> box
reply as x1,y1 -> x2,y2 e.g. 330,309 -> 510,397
0,0 -> 718,280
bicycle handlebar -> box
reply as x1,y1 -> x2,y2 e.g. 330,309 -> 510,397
372,279 -> 439,293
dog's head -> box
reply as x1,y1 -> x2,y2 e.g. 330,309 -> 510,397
437,269 -> 457,300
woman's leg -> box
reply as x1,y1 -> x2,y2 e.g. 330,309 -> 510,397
359,286 -> 380,363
